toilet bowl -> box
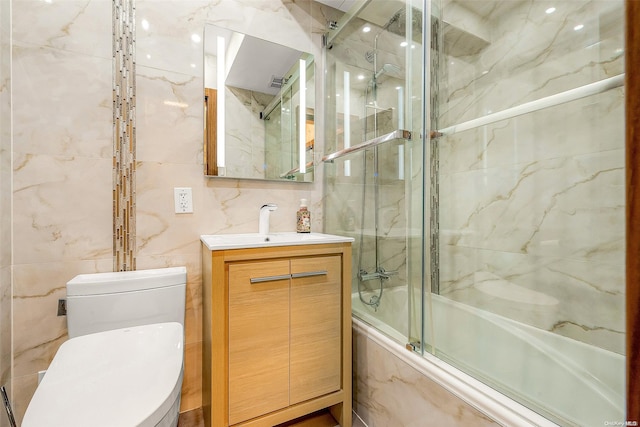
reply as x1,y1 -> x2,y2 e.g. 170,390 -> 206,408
22,267 -> 187,427
22,323 -> 183,427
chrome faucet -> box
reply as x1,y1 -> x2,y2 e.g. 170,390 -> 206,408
258,203 -> 278,235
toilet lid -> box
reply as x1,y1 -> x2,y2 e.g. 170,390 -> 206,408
22,322 -> 184,427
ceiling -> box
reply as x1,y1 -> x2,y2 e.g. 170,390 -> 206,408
314,0 -> 358,12
315,0 -> 527,20
204,25 -> 305,95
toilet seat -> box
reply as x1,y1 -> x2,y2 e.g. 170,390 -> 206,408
22,322 -> 184,427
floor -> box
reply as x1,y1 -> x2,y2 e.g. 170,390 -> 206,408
275,411 -> 340,427
177,408 -> 367,427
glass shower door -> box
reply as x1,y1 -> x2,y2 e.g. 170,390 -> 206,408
428,0 -> 626,425
323,0 -> 425,346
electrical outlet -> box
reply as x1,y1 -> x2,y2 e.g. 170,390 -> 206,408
174,187 -> 193,213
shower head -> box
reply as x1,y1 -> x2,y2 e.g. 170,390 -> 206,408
374,63 -> 401,80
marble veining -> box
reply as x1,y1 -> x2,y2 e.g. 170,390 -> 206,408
1,0 -> 12,403
353,325 -> 500,427
435,0 -> 625,355
9,0 -> 339,423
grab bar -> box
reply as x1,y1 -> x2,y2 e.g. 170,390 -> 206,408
436,74 -> 624,137
322,129 -> 411,163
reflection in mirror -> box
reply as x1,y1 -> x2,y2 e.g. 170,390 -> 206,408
203,24 -> 315,182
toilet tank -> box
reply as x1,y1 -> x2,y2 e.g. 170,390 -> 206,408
66,267 -> 187,338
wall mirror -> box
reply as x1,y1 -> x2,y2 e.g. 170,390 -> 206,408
203,24 -> 315,182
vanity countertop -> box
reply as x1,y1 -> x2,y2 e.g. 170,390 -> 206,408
200,232 -> 354,251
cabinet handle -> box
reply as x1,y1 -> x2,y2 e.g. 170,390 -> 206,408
291,270 -> 328,279
250,270 -> 328,283
250,274 -> 291,284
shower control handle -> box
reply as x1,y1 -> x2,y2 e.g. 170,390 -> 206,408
377,267 -> 398,280
359,267 -> 398,281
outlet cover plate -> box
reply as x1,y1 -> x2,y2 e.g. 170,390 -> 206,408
174,187 -> 193,213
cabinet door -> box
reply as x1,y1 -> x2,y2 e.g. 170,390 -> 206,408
290,255 -> 342,404
228,260 -> 290,424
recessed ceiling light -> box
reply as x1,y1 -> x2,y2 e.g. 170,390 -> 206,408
400,41 -> 408,47
141,19 -> 150,31
357,74 -> 365,80
545,7 -> 556,14
363,26 -> 371,33
191,34 -> 201,43
574,24 -> 584,31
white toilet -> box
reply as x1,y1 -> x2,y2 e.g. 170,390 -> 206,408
22,266 -> 187,427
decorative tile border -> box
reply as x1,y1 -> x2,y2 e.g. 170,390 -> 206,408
113,0 -> 136,271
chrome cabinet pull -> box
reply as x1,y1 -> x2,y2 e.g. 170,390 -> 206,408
250,274 -> 291,284
291,270 -> 328,279
250,270 -> 328,283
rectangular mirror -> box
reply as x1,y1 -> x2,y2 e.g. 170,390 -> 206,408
204,24 -> 315,182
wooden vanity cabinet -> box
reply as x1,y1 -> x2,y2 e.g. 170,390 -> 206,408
202,243 -> 352,427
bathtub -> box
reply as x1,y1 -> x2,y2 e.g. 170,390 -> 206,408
352,287 -> 625,427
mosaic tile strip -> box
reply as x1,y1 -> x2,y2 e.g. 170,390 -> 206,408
113,0 -> 136,272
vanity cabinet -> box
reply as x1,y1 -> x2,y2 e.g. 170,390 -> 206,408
202,242 -> 352,427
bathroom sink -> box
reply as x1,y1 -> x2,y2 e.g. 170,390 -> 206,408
201,232 -> 353,250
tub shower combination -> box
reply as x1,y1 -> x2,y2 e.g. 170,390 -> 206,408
323,0 -> 625,426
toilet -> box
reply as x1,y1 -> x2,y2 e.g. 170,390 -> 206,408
22,266 -> 187,427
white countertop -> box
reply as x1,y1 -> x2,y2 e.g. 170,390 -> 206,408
200,232 -> 354,251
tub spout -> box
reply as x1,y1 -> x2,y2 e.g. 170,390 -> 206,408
369,294 -> 380,311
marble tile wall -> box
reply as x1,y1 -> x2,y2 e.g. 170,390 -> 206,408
437,0 -> 625,354
0,0 -> 12,424
353,325 -> 501,427
135,0 -> 338,412
264,106 -> 289,180
10,0 -> 113,420
224,86 -> 270,180
9,0 -> 341,423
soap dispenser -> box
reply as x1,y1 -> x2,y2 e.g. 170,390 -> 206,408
296,199 -> 311,233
